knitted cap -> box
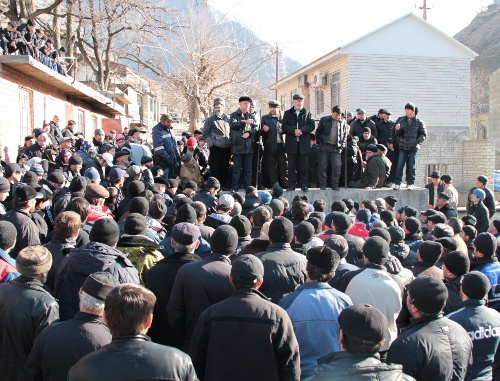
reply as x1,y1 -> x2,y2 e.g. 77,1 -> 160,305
307,246 -> 340,272
443,250 -> 470,277
408,276 -> 448,315
462,271 -> 491,300
82,272 -> 120,301
363,236 -> 389,265
268,217 -> 294,243
418,241 -> 442,264
16,246 -> 52,276
210,225 -> 238,255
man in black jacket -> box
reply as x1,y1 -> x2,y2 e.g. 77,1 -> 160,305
25,272 -> 119,381
424,170 -> 443,208
146,222 -> 202,348
68,284 -> 197,381
316,105 -> 348,191
282,93 -> 315,191
467,175 -> 496,219
261,100 -> 288,188
229,96 -> 257,191
167,225 -> 238,351
190,254 -> 300,381
0,246 -> 59,381
387,276 -> 472,380
393,103 -> 427,190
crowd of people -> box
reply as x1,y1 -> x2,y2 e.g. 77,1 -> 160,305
1,18 -> 68,75
0,98 -> 499,380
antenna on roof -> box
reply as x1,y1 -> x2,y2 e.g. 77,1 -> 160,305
416,0 -> 432,20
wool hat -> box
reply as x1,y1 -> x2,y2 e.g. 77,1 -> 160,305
128,180 -> 146,197
115,151 -> 129,159
231,191 -> 245,205
140,156 -> 154,165
271,183 -> 284,198
492,220 -> 500,233
369,227 -> 391,244
127,165 -> 142,178
306,217 -> 322,235
15,184 -> 42,202
231,254 -> 264,284
230,215 -> 252,237
171,222 -> 200,245
324,235 -> 349,258
149,200 -> 167,219
307,246 -> 340,273
211,225 -> 238,255
430,170 -> 440,178
239,96 -> 252,103
463,225 -> 477,240
69,176 -> 88,193
362,127 -> 371,133
325,212 -> 351,232
185,137 -> 197,147
404,206 -> 418,218
129,197 -> 149,216
384,195 -> 398,208
94,129 -> 105,136
365,144 -> 378,153
477,175 -> 488,185
84,167 -> 100,182
230,202 -> 242,216
109,167 -> 128,181
380,210 -> 395,224
474,232 -> 497,257
462,271 -> 491,300
432,224 -> 454,239
404,217 -> 421,235
418,241 -> 442,264
0,221 -> 17,250
47,171 -> 65,185
68,155 -> 83,166
363,236 -> 389,265
30,164 -> 44,175
405,102 -> 417,112
421,209 -> 439,217
176,204 -> 197,224
268,100 -> 280,107
16,246 -> 52,276
205,177 -> 220,189
246,186 -> 258,196
462,214 -> 477,227
219,194 -> 235,209
342,198 -> 354,212
259,191 -> 272,205
181,152 -> 193,164
295,221 -> 315,244
86,184 -> 109,199
375,198 -> 387,209
269,199 -> 285,217
436,237 -> 458,252
184,180 -> 198,191
21,171 -> 39,187
408,276 -> 447,315
82,272 -> 120,301
89,218 -> 119,246
292,93 -> 305,100
427,213 -> 447,224
269,217 -> 294,243
388,225 -> 405,242
356,209 -> 371,224
443,250 -> 470,277
371,220 -> 387,229
124,213 -> 148,235
338,304 -> 388,345
175,196 -> 192,210
473,189 -> 486,200
357,109 -> 366,115
0,177 -> 10,193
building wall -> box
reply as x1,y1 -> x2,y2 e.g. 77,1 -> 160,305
490,69 -> 500,169
348,54 -> 471,140
0,63 -> 111,159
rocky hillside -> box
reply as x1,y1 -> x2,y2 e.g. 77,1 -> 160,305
454,2 -> 500,73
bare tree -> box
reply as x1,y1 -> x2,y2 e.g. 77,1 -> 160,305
126,6 -> 276,131
1,0 -> 64,21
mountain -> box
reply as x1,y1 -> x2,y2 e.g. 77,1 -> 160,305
454,2 -> 500,73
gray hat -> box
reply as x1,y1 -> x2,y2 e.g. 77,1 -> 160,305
292,93 -> 305,100
82,272 -> 120,301
84,167 -> 100,182
0,177 -> 10,193
16,246 -> 52,276
268,100 -> 280,107
231,254 -> 264,285
171,222 -> 200,245
0,221 -> 17,251
181,152 -> 193,164
94,129 -> 105,136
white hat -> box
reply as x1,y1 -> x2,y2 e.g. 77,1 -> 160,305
219,194 -> 234,209
101,153 -> 114,167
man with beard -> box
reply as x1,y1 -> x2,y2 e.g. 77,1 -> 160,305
260,100 -> 288,188
203,98 -> 232,189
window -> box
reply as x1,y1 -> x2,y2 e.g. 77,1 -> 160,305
19,88 -> 32,140
315,89 -> 324,115
330,72 -> 341,107
77,110 -> 85,135
427,164 -> 447,180
93,116 -> 98,132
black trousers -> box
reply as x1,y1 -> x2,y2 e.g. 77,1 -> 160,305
209,145 -> 231,188
288,151 -> 309,188
264,144 -> 288,188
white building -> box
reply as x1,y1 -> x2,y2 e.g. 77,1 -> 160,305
271,13 -> 494,194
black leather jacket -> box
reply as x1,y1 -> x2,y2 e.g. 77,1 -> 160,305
394,116 -> 426,151
68,334 -> 198,381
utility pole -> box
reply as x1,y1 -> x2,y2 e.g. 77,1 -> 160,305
418,0 -> 431,20
275,42 -> 279,99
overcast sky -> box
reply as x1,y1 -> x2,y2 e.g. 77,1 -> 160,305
209,0 -> 492,64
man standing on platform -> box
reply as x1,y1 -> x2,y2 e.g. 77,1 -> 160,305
203,98 -> 232,189
316,105 -> 348,191
282,94 -> 315,191
261,100 -> 288,188
229,96 -> 257,192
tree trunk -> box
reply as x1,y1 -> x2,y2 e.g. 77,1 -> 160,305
52,5 -> 61,49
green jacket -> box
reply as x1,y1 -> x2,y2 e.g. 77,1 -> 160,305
116,235 -> 163,284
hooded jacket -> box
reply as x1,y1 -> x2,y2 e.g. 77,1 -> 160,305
54,242 -> 140,320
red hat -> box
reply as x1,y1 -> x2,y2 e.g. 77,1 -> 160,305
186,137 -> 197,147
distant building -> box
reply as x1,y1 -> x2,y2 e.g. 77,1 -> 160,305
271,13 -> 494,197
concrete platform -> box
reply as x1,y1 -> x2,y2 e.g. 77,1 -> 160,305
237,187 -> 429,213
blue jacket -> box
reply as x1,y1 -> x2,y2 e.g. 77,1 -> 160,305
152,123 -> 180,168
471,258 -> 500,311
447,299 -> 500,380
279,282 -> 352,378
